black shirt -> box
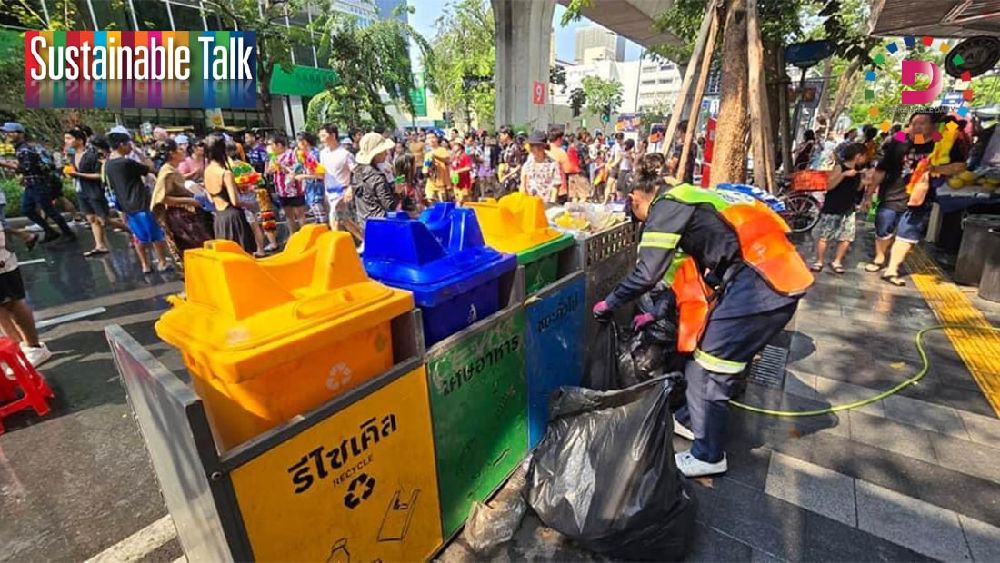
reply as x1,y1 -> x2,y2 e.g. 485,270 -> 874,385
877,138 -> 965,212
75,146 -> 103,199
822,163 -> 861,215
104,157 -> 152,214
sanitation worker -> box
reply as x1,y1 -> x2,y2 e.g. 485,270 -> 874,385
593,168 -> 814,477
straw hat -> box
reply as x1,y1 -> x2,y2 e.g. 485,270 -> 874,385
356,132 -> 395,165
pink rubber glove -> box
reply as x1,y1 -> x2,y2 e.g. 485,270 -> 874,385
632,312 -> 656,331
592,300 -> 612,321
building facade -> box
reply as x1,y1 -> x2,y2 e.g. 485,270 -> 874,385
552,57 -> 681,117
573,25 -> 625,64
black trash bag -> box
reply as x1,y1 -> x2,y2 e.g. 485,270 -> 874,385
582,321 -> 625,391
638,281 -> 679,345
527,376 -> 697,561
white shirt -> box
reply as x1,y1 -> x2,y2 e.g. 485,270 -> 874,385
320,145 -> 355,192
0,230 -> 18,274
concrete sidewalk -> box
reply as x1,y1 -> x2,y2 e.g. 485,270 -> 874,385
440,221 -> 1000,562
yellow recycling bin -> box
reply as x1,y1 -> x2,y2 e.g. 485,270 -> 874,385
466,193 -> 575,295
156,225 -> 414,451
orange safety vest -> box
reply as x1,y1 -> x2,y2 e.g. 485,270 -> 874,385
664,255 -> 711,353
653,185 -> 815,352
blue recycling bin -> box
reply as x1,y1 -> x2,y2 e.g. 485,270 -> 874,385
364,204 -> 517,347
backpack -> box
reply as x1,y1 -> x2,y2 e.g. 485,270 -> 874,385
30,143 -> 64,193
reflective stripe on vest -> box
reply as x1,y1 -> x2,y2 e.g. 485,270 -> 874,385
694,349 -> 747,374
640,231 -> 681,251
658,184 -> 814,297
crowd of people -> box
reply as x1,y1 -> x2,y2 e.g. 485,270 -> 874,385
794,109 -> 993,286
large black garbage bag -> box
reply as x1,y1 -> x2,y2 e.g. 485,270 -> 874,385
583,321 -> 626,391
527,376 -> 697,561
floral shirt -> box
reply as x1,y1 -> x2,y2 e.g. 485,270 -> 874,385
520,155 -> 561,203
274,149 -> 303,198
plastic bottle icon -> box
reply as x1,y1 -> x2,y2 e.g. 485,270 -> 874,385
326,538 -> 350,563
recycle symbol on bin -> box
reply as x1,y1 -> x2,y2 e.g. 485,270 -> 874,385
326,362 -> 352,392
344,473 -> 376,509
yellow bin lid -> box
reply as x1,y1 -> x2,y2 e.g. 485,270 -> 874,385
465,192 -> 564,254
155,226 -> 414,376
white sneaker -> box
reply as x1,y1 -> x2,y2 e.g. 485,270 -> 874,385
673,416 -> 695,440
24,223 -> 44,233
22,344 -> 53,368
675,449 -> 727,477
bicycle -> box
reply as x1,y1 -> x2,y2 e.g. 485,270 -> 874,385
775,169 -> 824,234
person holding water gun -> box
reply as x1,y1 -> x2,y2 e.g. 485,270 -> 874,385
864,111 -> 968,286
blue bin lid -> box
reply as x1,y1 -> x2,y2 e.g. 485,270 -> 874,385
363,204 -> 517,306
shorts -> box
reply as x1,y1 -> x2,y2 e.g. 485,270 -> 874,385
126,211 -> 165,244
326,189 -> 351,221
814,212 -> 856,242
280,195 -> 306,208
0,269 -> 25,304
875,206 -> 930,243
78,192 -> 110,219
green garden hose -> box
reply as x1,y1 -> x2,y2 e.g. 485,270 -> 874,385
728,324 -> 1000,417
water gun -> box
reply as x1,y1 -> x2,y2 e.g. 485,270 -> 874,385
867,194 -> 880,222
930,122 -> 958,167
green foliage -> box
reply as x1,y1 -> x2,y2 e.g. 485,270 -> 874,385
1,177 -> 21,217
425,0 -> 496,127
569,87 -> 587,117
559,0 -> 593,26
550,65 -> 567,95
309,10 -> 431,128
651,0 -> 812,64
581,76 -> 624,118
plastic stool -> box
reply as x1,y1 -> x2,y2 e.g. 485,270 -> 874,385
0,338 -> 55,434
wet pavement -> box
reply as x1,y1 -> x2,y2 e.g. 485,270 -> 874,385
0,225 -> 184,562
2,219 -> 999,562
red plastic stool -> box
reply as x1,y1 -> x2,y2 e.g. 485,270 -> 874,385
0,337 -> 55,434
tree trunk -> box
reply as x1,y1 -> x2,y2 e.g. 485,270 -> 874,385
763,38 -> 783,169
828,59 -> 861,132
678,12 -> 719,181
259,67 -> 275,128
661,0 -> 718,157
814,56 -> 835,120
712,0 -> 749,185
747,0 -> 775,192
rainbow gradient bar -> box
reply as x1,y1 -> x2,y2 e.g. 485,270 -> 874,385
24,31 -> 256,109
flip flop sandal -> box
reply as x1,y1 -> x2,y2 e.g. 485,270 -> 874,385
810,262 -> 824,272
829,263 -> 846,274
864,262 -> 885,273
882,273 -> 906,287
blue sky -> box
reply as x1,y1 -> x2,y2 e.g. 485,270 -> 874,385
405,0 -> 642,63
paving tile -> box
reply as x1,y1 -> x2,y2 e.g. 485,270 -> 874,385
855,480 -> 972,561
764,453 -> 857,527
929,432 -> 1000,485
812,375 -> 886,417
689,477 -> 807,561
800,510 -> 934,563
959,515 -> 1000,563
847,410 -> 937,464
883,393 -> 970,440
763,426 -> 1000,526
783,370 -> 817,401
958,410 -> 1000,448
686,522 -> 754,562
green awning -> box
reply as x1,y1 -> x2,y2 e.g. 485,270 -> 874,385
269,64 -> 339,97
